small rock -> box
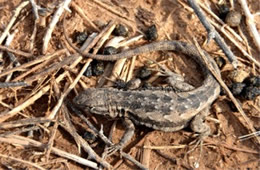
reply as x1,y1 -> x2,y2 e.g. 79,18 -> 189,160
230,82 -> 246,95
242,86 -> 260,100
218,4 -> 230,21
113,24 -> 129,37
225,10 -> 242,27
103,46 -> 118,55
137,66 -> 152,80
228,69 -> 249,83
214,56 -> 226,69
145,25 -> 158,41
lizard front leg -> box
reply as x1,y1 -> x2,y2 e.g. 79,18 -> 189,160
106,118 -> 135,156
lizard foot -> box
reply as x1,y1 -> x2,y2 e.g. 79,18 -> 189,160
104,144 -> 123,157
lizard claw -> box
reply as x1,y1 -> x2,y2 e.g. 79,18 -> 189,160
105,144 -> 123,157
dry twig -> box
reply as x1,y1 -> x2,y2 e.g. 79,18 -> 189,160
42,0 -> 72,53
238,0 -> 260,51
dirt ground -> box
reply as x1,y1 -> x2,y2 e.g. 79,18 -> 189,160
0,0 -> 259,169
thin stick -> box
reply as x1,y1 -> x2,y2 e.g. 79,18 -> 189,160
192,38 -> 260,144
0,45 -> 33,57
0,1 -> 29,44
91,0 -> 134,22
71,2 -> 100,31
210,20 -> 260,67
0,117 -> 52,129
187,0 -> 238,68
0,153 -> 46,170
238,0 -> 260,51
42,0 -> 72,53
0,81 -> 28,88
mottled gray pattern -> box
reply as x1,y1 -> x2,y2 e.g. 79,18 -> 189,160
74,41 -> 221,132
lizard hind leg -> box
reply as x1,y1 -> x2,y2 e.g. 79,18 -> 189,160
190,107 -> 211,138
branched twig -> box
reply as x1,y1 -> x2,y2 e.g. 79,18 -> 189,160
187,0 -> 238,68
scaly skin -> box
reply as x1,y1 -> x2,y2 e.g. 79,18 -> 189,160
73,41 -> 221,132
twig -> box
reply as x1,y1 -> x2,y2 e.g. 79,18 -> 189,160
42,0 -> 72,53
192,38 -> 260,144
0,1 -> 29,44
4,30 -> 20,82
29,0 -> 40,51
238,0 -> 260,51
0,153 -> 46,170
210,20 -> 260,67
187,0 -> 238,68
0,45 -> 33,57
121,152 -> 149,170
0,81 -> 28,88
29,0 -> 39,20
0,135 -> 99,169
71,2 -> 100,31
0,117 -> 52,129
45,116 -> 59,162
91,0 -> 134,22
0,126 -> 39,137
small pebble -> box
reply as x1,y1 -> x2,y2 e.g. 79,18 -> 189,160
242,86 -> 260,100
84,64 -> 93,77
113,24 -> 128,37
103,46 -> 118,55
114,79 -> 127,89
214,56 -> 226,69
228,69 -> 249,83
145,25 -> 158,41
225,10 -> 242,27
218,4 -> 230,21
73,31 -> 88,45
83,131 -> 97,143
92,60 -> 105,76
137,66 -> 152,80
230,82 -> 246,95
84,60 -> 105,77
243,76 -> 260,87
126,79 -> 142,90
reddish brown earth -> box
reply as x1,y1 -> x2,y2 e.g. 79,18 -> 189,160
0,0 -> 259,169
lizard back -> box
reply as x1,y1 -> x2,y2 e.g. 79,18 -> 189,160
73,41 -> 221,132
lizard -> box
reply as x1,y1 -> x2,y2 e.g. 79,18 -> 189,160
72,40 -> 221,151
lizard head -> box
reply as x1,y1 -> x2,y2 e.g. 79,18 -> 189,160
73,88 -> 118,118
